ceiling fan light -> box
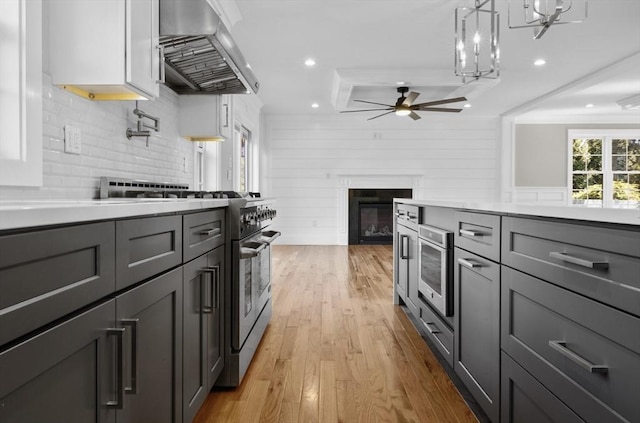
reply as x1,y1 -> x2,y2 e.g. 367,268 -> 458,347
395,109 -> 411,116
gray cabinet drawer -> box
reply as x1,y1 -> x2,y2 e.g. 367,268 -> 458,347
0,222 -> 115,346
501,216 -> 640,316
116,215 -> 182,290
183,209 -> 225,263
418,300 -> 454,367
502,266 -> 640,423
455,211 -> 501,262
501,352 -> 585,423
396,203 -> 420,230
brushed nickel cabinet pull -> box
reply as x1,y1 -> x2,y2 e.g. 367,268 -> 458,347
200,228 -> 221,236
549,252 -> 609,270
121,318 -> 139,394
460,229 -> 482,237
424,322 -> 441,334
549,340 -> 608,374
458,258 -> 482,269
106,328 -> 126,409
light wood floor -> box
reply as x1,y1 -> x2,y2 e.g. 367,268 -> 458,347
193,245 -> 478,423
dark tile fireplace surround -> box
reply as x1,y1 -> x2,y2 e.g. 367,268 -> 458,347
348,189 -> 412,245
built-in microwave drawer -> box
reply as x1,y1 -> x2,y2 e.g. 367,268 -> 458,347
501,216 -> 640,316
502,266 -> 640,423
183,209 -> 225,263
455,211 -> 501,262
418,299 -> 454,367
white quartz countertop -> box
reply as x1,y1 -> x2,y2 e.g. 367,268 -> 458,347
394,199 -> 640,226
0,199 -> 230,231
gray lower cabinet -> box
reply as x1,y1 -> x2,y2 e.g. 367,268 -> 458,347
0,221 -> 115,346
501,266 -> 640,423
396,222 -> 419,316
501,352 -> 585,423
182,245 -> 225,423
115,267 -> 183,423
0,300 -> 116,423
454,247 -> 500,423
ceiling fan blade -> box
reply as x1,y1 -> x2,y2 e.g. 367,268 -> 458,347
353,99 -> 395,107
340,108 -> 392,113
403,92 -> 420,107
367,111 -> 395,121
417,107 -> 463,113
411,96 -> 468,108
408,111 -> 421,120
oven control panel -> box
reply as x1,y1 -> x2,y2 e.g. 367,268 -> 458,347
240,205 -> 277,236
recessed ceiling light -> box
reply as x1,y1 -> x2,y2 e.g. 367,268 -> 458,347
534,58 -> 546,66
304,59 -> 316,67
396,81 -> 406,85
311,103 -> 319,108
464,103 -> 472,108
585,103 -> 595,108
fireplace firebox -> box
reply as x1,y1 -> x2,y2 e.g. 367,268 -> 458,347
348,189 -> 412,245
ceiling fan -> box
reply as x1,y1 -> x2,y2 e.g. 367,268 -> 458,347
341,87 -> 467,121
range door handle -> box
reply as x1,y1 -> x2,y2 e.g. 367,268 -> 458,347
260,230 -> 281,244
549,252 -> 609,270
240,241 -> 267,259
549,340 -> 608,374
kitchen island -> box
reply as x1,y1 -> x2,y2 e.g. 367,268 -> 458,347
393,199 -> 640,423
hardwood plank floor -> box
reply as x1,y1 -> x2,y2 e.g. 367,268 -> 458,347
194,245 -> 478,423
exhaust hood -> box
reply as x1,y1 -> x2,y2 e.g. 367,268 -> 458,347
159,0 -> 259,95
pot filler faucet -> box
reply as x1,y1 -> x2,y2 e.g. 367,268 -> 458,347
126,101 -> 160,146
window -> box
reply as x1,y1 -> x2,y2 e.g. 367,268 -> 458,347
236,125 -> 251,192
569,130 -> 640,209
0,0 -> 42,186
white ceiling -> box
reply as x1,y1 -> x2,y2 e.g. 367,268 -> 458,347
227,0 -> 640,122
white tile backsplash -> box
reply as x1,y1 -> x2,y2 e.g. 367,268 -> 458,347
0,74 -> 194,200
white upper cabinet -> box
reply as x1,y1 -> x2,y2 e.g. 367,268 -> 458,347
0,0 -> 43,187
49,0 -> 160,101
179,95 -> 233,142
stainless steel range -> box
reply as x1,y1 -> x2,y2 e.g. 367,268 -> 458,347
99,177 -> 280,387
217,195 -> 279,387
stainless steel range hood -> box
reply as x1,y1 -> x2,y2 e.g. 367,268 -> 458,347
159,0 -> 259,95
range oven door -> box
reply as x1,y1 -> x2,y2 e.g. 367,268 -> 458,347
418,225 -> 453,316
232,229 -> 281,352
232,237 -> 266,351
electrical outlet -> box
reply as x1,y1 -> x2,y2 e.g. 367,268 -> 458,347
64,125 -> 81,154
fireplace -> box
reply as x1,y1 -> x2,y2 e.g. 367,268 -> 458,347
348,189 -> 412,245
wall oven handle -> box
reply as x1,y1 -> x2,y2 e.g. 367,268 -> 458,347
121,318 -> 139,394
548,340 -> 608,374
459,229 -> 482,237
240,241 -> 266,259
106,327 -> 126,409
458,258 -> 482,269
400,235 -> 409,259
549,252 -> 609,270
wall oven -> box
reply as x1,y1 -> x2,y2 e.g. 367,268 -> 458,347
418,224 -> 453,316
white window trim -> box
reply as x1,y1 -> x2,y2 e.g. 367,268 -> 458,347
567,129 -> 640,208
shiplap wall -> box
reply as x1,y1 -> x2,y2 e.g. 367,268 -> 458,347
265,114 -> 500,245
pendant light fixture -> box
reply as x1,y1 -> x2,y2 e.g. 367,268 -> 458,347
454,0 -> 500,84
508,0 -> 588,40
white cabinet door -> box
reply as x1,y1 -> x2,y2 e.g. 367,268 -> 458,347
127,0 -> 159,98
49,0 -> 159,101
179,95 -> 233,142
